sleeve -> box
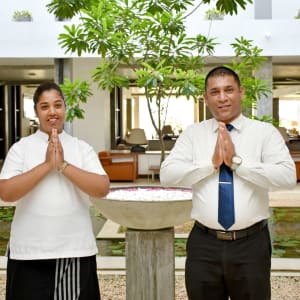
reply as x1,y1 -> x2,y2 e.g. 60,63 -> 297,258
0,143 -> 24,179
236,125 -> 297,190
160,126 -> 215,187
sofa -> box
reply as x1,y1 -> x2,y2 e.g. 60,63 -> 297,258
98,151 -> 138,181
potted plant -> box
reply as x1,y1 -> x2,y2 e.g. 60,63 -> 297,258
205,8 -> 225,20
12,10 -> 33,22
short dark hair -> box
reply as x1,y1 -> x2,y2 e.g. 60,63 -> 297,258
33,82 -> 64,111
204,66 -> 241,91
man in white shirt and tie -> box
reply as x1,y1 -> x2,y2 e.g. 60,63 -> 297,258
160,66 -> 296,300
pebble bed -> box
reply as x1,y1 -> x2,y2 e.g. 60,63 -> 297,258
0,274 -> 299,299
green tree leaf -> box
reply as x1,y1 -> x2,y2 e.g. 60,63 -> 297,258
60,78 -> 92,122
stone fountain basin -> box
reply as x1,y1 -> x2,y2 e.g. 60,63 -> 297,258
91,186 -> 192,230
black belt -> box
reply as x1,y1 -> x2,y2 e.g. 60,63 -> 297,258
195,219 -> 268,241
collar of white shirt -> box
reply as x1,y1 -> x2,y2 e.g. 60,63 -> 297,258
36,129 -> 67,143
212,114 -> 244,133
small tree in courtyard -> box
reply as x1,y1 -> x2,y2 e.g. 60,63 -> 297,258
47,0 -> 271,163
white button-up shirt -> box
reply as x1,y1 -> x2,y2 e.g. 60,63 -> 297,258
160,115 -> 297,230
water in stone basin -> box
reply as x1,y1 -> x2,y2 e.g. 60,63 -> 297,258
92,186 -> 193,230
106,186 -> 192,201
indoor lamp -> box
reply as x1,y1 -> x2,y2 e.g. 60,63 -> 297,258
126,128 -> 148,152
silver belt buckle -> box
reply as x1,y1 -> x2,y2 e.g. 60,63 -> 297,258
216,231 -> 235,240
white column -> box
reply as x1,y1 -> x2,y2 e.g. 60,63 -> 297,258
256,58 -> 273,119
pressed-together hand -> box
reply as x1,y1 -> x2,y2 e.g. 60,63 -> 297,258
212,122 -> 235,170
46,128 -> 64,171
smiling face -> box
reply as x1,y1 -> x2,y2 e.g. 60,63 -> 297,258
35,89 -> 66,135
203,74 -> 244,124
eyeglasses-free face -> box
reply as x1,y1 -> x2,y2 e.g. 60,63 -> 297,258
35,89 -> 66,135
204,74 -> 244,124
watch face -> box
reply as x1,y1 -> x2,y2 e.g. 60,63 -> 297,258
232,156 -> 242,164
231,156 -> 242,170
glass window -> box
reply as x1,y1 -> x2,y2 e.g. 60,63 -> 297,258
279,100 -> 300,136
120,87 -> 201,141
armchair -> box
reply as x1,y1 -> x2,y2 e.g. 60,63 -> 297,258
98,151 -> 138,181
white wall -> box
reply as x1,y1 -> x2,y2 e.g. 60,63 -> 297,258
185,19 -> 300,57
273,0 -> 300,19
71,58 -> 111,153
0,1 -> 300,58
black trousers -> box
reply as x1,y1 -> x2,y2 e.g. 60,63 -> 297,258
6,255 -> 101,300
185,223 -> 271,300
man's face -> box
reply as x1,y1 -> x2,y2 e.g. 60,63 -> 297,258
203,74 -> 244,123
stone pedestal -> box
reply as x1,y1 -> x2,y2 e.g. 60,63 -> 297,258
126,228 -> 175,300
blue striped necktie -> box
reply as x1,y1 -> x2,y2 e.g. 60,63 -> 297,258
218,124 -> 235,230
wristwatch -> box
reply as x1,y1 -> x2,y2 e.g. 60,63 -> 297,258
231,155 -> 242,171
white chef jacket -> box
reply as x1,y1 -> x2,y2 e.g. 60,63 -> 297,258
0,130 -> 106,260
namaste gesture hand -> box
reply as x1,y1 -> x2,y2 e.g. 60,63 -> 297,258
212,122 -> 235,170
46,128 -> 64,171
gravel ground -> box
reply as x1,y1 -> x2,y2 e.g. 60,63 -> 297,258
0,274 -> 299,299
